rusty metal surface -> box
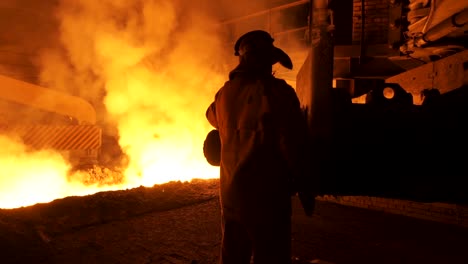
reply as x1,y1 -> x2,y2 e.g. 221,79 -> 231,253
385,49 -> 468,99
0,124 -> 101,150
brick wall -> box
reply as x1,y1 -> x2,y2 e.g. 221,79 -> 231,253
317,195 -> 468,228
353,0 -> 389,44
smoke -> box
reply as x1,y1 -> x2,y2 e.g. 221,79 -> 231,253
0,133 -> 129,209
209,0 -> 310,85
0,0 -> 309,208
36,0 -> 229,186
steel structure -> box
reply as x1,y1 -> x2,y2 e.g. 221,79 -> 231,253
0,74 -> 102,166
220,0 -> 468,203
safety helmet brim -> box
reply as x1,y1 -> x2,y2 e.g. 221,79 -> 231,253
234,30 -> 293,70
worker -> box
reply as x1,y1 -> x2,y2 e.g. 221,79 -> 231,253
205,30 -> 315,264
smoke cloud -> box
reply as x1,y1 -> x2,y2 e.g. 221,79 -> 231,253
0,0 -> 309,208
36,0 -> 231,186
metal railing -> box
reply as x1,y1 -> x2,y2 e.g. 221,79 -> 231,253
217,0 -> 310,43
218,0 -> 309,25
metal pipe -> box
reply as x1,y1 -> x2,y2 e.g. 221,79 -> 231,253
218,0 -> 309,25
415,8 -> 468,46
421,0 -> 436,34
359,0 -> 366,64
306,0 -> 334,134
273,26 -> 309,37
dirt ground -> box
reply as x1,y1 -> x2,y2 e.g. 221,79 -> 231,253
1,179 -> 467,264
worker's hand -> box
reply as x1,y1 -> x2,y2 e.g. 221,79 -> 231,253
298,192 -> 315,217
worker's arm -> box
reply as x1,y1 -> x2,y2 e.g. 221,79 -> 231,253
203,89 -> 223,166
206,102 -> 218,128
206,89 -> 221,129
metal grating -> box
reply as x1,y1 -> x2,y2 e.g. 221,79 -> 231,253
0,125 -> 102,150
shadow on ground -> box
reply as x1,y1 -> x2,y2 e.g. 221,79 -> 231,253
1,179 -> 467,264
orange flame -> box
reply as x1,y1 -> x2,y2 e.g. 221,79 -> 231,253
0,0 -> 230,209
0,135 -> 124,209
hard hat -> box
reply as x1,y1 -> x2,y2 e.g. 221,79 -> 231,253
234,30 -> 293,70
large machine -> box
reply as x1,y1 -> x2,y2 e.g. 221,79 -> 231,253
295,0 -> 468,204
0,74 -> 102,167
0,0 -> 466,203
218,0 -> 467,203
214,0 -> 468,204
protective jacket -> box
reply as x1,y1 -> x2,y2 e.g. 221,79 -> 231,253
206,67 -> 308,218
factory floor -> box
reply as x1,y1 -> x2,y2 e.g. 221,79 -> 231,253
1,179 -> 467,264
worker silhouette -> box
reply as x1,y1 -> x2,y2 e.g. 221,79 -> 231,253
205,30 -> 315,264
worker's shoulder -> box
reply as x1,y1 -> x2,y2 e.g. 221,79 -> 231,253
271,77 -> 295,92
271,76 -> 288,84
219,79 -> 236,89
214,79 -> 232,91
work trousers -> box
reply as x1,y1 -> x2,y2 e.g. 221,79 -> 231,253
219,210 -> 291,264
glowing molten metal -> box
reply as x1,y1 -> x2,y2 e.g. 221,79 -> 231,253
0,0 -> 226,209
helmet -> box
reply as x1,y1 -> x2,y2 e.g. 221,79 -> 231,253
233,30 -> 293,70
234,30 -> 274,56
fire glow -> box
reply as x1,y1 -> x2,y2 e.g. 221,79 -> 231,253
0,0 -> 230,209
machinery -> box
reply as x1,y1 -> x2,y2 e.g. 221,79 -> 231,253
0,74 -> 102,167
0,0 -> 466,203
219,0 -> 467,203
295,0 -> 468,204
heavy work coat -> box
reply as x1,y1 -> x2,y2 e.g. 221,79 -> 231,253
206,68 -> 308,220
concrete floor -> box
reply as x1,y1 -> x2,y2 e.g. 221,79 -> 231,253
1,180 -> 467,264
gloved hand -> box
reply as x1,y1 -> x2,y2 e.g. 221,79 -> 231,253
298,191 -> 316,217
